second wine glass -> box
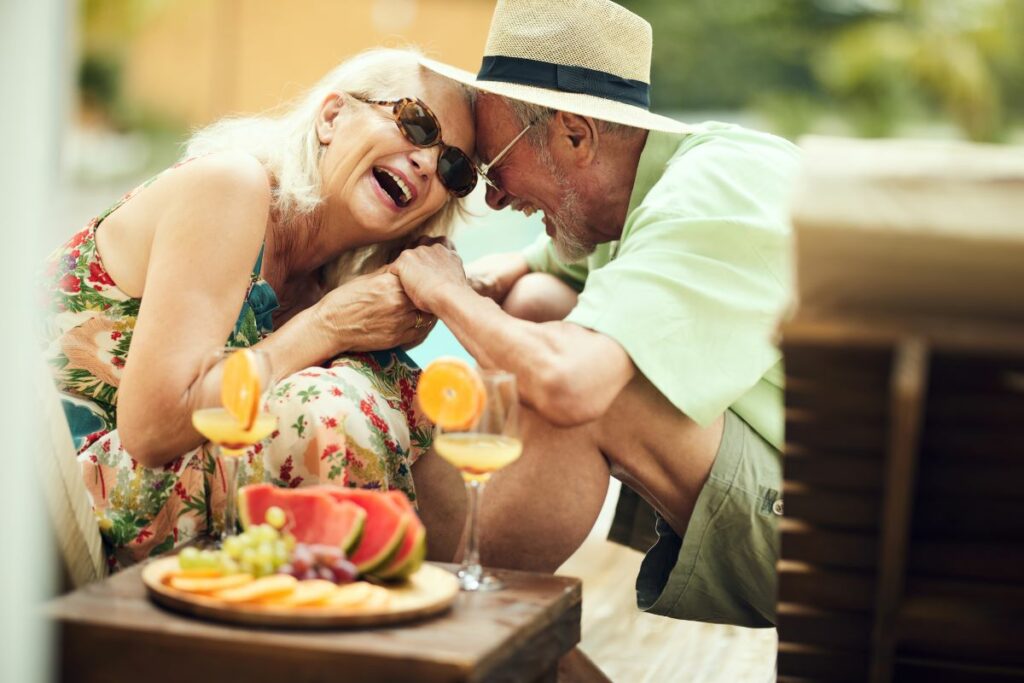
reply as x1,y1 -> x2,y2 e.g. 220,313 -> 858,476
432,369 -> 521,591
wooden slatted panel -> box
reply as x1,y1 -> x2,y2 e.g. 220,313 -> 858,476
779,342 -> 891,680
782,482 -> 881,532
777,642 -> 869,682
781,519 -> 878,571
784,452 -> 884,494
778,561 -> 876,612
776,602 -> 872,650
893,658 -> 1024,682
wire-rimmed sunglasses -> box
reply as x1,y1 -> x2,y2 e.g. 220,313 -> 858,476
354,95 -> 478,198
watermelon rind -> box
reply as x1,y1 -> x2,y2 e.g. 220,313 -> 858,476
324,488 -> 411,575
341,506 -> 366,556
355,514 -> 408,575
374,525 -> 426,580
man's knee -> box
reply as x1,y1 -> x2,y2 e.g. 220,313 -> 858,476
502,272 -> 578,322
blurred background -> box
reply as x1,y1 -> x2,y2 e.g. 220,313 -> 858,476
57,0 -> 1024,362
5,1 -> 1023,680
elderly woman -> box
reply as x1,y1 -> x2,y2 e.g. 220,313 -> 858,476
41,48 -> 478,568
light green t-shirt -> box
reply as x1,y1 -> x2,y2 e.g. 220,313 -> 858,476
523,123 -> 799,451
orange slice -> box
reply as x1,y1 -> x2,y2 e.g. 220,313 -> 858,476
214,574 -> 297,603
168,573 -> 254,594
416,357 -> 485,430
221,348 -> 261,430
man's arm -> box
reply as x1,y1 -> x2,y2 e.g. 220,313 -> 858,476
391,245 -> 634,426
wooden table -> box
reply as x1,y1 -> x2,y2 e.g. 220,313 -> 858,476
45,562 -> 581,683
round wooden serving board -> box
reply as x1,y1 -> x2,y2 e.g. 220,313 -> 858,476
143,557 -> 459,628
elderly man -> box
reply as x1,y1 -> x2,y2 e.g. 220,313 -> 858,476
398,0 -> 800,628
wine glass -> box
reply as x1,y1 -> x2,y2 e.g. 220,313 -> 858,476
190,347 -> 276,543
433,369 -> 522,591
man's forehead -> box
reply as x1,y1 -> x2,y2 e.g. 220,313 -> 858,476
474,95 -> 520,151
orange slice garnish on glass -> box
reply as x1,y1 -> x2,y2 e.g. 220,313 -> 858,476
417,357 -> 485,430
221,348 -> 261,431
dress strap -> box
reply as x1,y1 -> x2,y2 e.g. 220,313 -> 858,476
252,242 -> 266,278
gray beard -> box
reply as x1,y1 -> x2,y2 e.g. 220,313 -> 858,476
549,198 -> 593,262
540,149 -> 595,263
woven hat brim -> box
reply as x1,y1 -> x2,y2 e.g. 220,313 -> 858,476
421,57 -> 695,135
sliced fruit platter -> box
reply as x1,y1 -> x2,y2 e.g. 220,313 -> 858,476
143,484 -> 458,627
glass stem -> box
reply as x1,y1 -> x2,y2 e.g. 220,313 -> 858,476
461,479 -> 485,581
220,451 -> 241,541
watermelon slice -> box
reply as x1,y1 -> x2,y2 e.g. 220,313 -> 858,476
323,488 -> 410,575
375,491 -> 427,580
238,484 -> 365,555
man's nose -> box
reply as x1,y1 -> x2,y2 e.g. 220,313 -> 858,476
485,184 -> 512,210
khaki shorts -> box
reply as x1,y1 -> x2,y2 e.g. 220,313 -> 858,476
608,410 -> 782,627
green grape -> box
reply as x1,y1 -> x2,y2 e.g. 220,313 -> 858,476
219,557 -> 240,575
256,543 -> 274,567
178,547 -> 200,569
273,540 -> 289,565
199,550 -> 221,569
223,536 -> 244,560
257,524 -> 278,544
240,558 -> 256,576
265,506 -> 287,530
283,533 -> 296,552
255,559 -> 275,578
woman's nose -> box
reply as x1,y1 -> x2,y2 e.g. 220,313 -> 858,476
408,146 -> 438,180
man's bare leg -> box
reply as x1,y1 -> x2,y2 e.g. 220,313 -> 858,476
501,271 -> 581,322
413,402 -> 611,571
413,272 -> 723,570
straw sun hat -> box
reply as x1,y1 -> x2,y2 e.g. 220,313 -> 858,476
420,0 -> 694,134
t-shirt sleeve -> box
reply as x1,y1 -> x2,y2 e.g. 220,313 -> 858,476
521,234 -> 589,292
565,136 -> 796,426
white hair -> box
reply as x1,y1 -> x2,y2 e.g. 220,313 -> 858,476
184,47 -> 471,284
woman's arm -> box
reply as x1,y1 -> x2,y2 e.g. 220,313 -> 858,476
116,153 -> 273,467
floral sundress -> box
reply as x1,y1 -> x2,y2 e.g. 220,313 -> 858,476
41,172 -> 433,570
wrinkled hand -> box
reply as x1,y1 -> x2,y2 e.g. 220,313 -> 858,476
388,243 -> 471,313
464,252 -> 531,303
385,235 -> 456,264
313,269 -> 435,353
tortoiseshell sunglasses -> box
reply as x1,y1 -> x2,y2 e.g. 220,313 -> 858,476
355,96 -> 478,198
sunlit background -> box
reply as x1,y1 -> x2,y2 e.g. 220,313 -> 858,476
4,0 -> 1023,680
59,0 -> 1024,362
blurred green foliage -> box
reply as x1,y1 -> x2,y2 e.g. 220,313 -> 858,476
623,0 -> 1024,141
78,0 -> 178,132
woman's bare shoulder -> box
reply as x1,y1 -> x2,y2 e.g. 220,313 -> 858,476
96,152 -> 273,296
162,151 -> 271,210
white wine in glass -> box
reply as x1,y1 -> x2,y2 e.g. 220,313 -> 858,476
433,369 -> 521,591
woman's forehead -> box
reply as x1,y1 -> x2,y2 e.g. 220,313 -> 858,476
410,73 -> 475,152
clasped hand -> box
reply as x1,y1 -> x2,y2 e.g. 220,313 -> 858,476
387,241 -> 470,313
313,268 -> 435,353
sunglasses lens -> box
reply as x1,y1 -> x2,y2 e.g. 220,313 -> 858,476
398,102 -> 440,146
438,147 -> 477,197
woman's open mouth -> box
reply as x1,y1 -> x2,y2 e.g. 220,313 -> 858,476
372,166 -> 414,208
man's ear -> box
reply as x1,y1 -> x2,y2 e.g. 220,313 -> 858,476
316,93 -> 345,145
553,111 -> 599,166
